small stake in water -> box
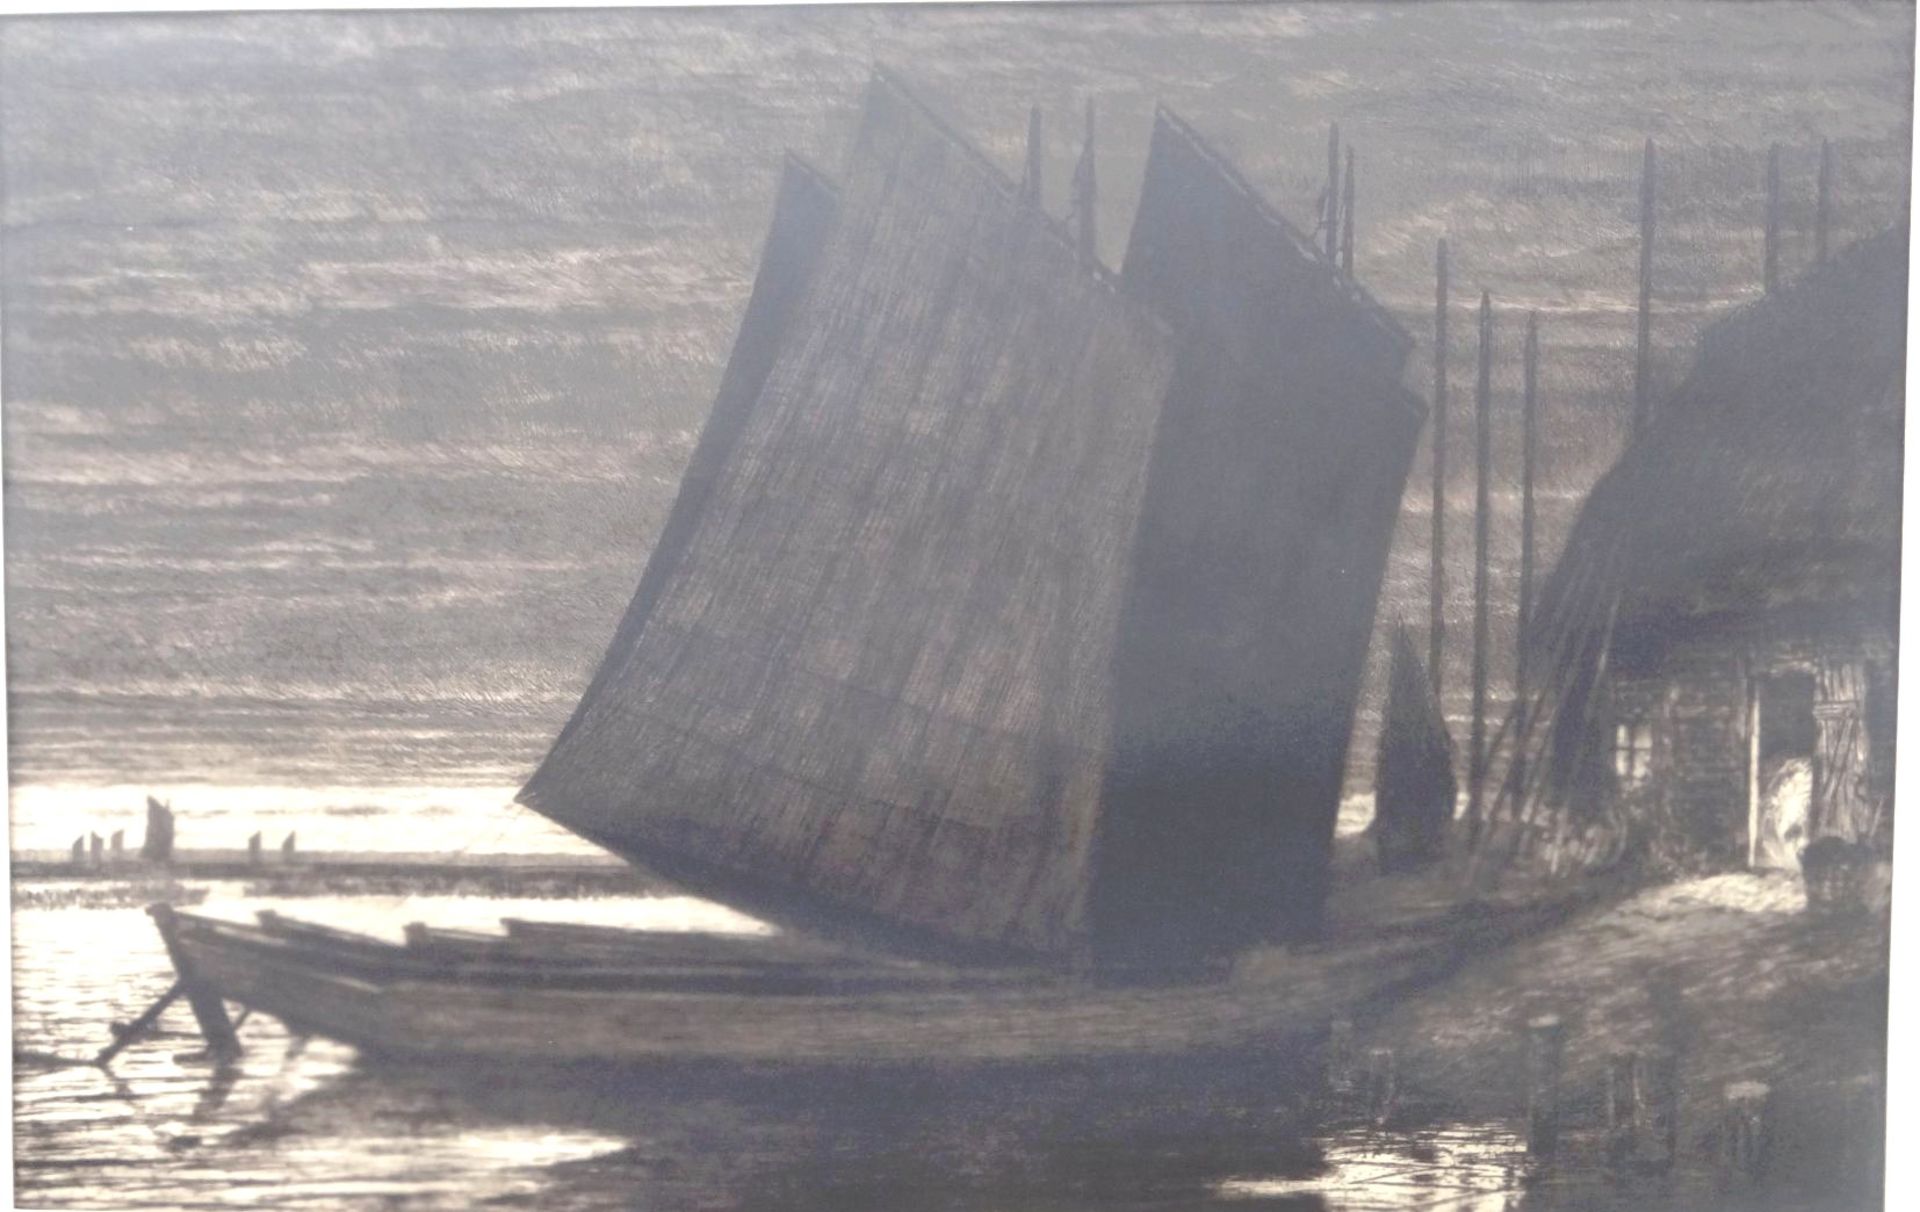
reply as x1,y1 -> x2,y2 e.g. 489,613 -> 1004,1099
1327,1018 -> 1357,1095
247,831 -> 263,864
1723,1081 -> 1772,1181
1526,1014 -> 1565,1158
1366,1046 -> 1396,1126
1606,1051 -> 1640,1163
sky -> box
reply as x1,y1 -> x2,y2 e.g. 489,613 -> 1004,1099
1,1 -> 1912,846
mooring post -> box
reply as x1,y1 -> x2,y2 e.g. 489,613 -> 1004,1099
1526,1014 -> 1565,1158
1366,1046 -> 1397,1126
247,831 -> 263,865
1722,1080 -> 1772,1181
147,903 -> 241,1058
1326,1018 -> 1357,1096
1606,1051 -> 1640,1162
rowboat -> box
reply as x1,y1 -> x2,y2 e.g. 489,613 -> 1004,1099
145,888 -> 1582,1069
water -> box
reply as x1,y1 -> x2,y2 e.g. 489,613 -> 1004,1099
13,881 -> 1563,1212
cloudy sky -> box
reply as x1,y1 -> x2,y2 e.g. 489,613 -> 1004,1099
1,2 -> 1910,837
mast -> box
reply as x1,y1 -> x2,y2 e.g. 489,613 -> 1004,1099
1467,291 -> 1493,848
1324,122 -> 1341,261
1072,99 -> 1098,264
1515,310 -> 1540,798
1816,137 -> 1833,265
1430,240 -> 1449,696
1341,147 -> 1356,275
1021,105 -> 1044,207
1633,138 -> 1656,436
1764,142 -> 1782,295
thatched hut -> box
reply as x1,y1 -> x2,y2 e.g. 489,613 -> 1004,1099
1518,222 -> 1905,875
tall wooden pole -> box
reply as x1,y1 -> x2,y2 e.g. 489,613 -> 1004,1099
1633,138 -> 1656,436
1341,148 -> 1356,275
1764,142 -> 1782,295
1516,311 -> 1540,801
1468,291 -> 1494,847
1021,106 -> 1043,207
1430,240 -> 1450,696
1816,137 -> 1833,265
1325,122 -> 1341,261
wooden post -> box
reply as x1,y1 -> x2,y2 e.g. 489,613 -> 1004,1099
1366,1046 -> 1396,1126
1606,1051 -> 1640,1162
247,831 -> 263,865
147,904 -> 240,1058
1633,138 -> 1656,436
1722,1080 -> 1772,1180
1325,122 -> 1341,261
1340,148 -> 1356,275
1326,1018 -> 1357,1095
1764,142 -> 1782,295
1816,137 -> 1833,265
1467,292 -> 1493,847
1021,105 -> 1043,208
1430,240 -> 1450,697
1526,1014 -> 1566,1157
1515,311 -> 1539,797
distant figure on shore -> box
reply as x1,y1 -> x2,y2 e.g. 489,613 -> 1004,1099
140,796 -> 174,862
1373,626 -> 1456,874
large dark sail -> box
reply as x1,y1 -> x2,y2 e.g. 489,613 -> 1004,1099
519,74 -> 1177,961
1089,109 -> 1426,969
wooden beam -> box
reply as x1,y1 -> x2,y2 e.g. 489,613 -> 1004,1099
1633,138 -> 1656,435
1430,239 -> 1450,697
1516,310 -> 1540,793
94,981 -> 183,1066
1468,291 -> 1494,847
1764,142 -> 1782,295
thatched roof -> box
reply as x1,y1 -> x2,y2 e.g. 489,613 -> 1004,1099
520,73 -> 1177,961
1516,221 -> 1906,825
1090,107 -> 1425,966
1535,221 -> 1906,650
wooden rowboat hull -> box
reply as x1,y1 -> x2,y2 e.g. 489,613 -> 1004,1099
154,908 -> 1329,1067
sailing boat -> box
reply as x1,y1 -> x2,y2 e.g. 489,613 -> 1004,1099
150,72 -> 1432,1066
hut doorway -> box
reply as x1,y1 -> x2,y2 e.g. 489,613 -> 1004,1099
1748,671 -> 1816,870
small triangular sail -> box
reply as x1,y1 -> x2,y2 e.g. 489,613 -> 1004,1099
1373,625 -> 1457,873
